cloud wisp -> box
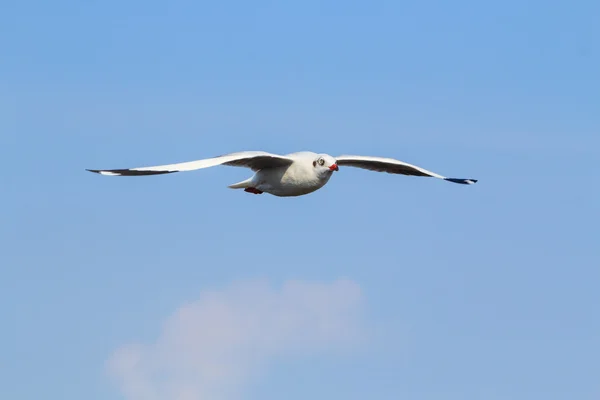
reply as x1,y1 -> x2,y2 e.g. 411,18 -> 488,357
107,279 -> 365,400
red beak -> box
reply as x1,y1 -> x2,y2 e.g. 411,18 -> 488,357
329,164 -> 339,171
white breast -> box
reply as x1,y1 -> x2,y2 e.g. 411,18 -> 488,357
256,161 -> 331,197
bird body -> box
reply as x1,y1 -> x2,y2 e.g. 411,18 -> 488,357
88,150 -> 477,197
231,152 -> 334,197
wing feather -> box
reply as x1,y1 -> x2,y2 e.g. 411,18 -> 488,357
335,155 -> 477,185
87,151 -> 294,176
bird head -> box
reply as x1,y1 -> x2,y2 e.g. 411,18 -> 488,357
312,154 -> 339,176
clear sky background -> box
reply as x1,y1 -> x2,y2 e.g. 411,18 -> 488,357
1,0 -> 599,399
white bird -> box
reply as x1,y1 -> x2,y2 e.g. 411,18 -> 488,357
87,151 -> 477,197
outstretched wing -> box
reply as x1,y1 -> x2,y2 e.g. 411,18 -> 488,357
87,151 -> 294,176
335,155 -> 477,185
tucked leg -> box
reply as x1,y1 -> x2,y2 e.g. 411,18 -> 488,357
244,187 -> 263,194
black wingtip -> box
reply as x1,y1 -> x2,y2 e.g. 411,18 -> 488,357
445,178 -> 478,185
85,168 -> 175,176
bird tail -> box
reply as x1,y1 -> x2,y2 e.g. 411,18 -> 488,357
228,177 -> 254,189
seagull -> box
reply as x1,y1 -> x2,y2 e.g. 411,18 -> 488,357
87,151 -> 477,197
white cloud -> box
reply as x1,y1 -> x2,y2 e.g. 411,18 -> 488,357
107,279 -> 365,400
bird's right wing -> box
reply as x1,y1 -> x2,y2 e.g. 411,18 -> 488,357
87,151 -> 294,176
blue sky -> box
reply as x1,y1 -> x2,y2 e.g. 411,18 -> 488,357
1,0 -> 599,399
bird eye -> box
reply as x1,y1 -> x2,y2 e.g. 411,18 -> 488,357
318,158 -> 325,166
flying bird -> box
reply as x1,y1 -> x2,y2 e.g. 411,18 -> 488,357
87,151 -> 477,197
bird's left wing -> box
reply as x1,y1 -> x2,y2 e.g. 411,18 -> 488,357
335,155 -> 477,185
87,151 -> 294,176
